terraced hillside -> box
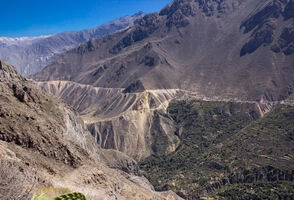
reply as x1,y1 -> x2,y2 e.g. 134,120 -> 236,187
140,100 -> 294,199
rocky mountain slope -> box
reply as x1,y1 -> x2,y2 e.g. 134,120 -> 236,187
36,80 -> 185,159
36,80 -> 277,161
0,12 -> 144,76
33,0 -> 294,158
30,0 -> 294,198
33,0 -> 294,101
0,60 -> 182,200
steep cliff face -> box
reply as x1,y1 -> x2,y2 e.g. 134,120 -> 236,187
0,64 -> 88,167
0,60 -> 183,200
87,91 -> 181,160
37,80 -> 184,159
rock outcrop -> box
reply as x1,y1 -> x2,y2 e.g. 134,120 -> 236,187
18,0 -> 294,198
0,60 -> 183,200
240,0 -> 294,56
37,80 -> 184,159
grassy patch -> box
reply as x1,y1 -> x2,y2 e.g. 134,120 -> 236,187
32,187 -> 70,200
215,182 -> 294,200
32,187 -> 87,200
139,100 -> 294,199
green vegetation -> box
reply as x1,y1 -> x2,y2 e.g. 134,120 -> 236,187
139,100 -> 294,199
53,192 -> 86,200
32,188 -> 86,200
215,182 -> 294,200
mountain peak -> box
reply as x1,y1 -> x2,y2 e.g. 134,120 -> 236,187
0,13 -> 144,76
0,60 -> 24,82
159,0 -> 241,18
132,11 -> 145,17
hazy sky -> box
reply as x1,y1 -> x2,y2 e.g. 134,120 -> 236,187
1,0 -> 172,38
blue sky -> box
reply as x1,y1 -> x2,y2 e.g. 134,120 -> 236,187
1,0 -> 172,38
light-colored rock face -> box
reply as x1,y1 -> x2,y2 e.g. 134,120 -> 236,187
36,80 -> 276,160
37,81 -> 184,159
0,61 -> 183,200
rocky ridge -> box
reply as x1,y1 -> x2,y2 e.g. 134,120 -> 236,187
0,60 -> 182,200
33,0 -> 294,101
0,12 -> 144,76
16,0 -> 294,198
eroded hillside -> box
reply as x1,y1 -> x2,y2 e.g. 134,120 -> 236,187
0,60 -> 183,200
37,80 -> 185,159
29,0 -> 294,199
32,0 -> 294,160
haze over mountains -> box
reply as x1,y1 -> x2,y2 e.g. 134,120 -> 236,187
0,12 -> 144,76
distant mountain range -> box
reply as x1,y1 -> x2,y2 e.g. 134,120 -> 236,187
0,12 -> 144,75
8,0 -> 294,198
